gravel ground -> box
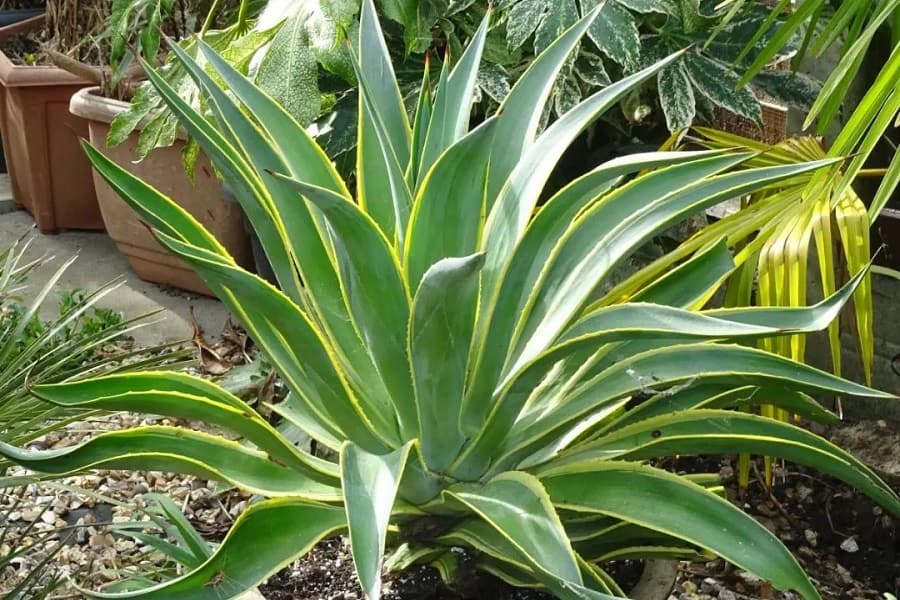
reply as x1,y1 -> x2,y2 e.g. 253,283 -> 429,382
2,415 -> 897,599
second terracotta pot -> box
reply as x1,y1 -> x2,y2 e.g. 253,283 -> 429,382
0,14 -> 101,232
70,86 -> 251,296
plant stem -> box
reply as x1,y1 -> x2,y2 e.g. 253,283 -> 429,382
200,0 -> 224,36
858,168 -> 888,177
237,0 -> 250,32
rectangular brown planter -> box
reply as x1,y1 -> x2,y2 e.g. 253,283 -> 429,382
70,86 -> 251,296
0,14 -> 101,232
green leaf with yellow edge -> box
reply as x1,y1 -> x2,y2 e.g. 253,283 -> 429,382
267,174 -> 417,440
0,427 -> 341,500
29,373 -> 337,482
152,231 -> 394,452
341,442 -> 412,600
410,254 -> 485,470
86,498 -> 345,599
548,410 -> 900,516
540,462 -> 822,600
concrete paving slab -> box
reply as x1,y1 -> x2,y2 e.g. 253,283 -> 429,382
0,174 -> 15,215
0,209 -> 231,346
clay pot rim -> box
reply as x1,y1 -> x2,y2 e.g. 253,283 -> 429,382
69,85 -> 130,124
71,85 -> 190,141
0,13 -> 93,87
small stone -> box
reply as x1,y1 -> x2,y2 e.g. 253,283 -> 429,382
718,591 -> 737,600
700,577 -> 718,593
20,508 -> 40,522
682,580 -> 698,594
835,564 -> 854,585
89,533 -> 113,548
803,529 -> 818,547
795,483 -> 814,503
40,510 -> 56,525
779,531 -> 796,542
719,465 -> 734,482
839,536 -> 859,553
876,419 -> 887,428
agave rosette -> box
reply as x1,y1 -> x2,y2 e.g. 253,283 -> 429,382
1,3 -> 898,599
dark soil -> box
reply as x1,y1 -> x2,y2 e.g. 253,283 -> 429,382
260,539 -> 554,600
257,420 -> 898,600
2,30 -> 41,65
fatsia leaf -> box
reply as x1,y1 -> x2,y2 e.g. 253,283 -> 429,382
658,62 -> 696,132
540,463 -> 821,600
341,442 -> 412,600
506,0 -> 547,49
582,0 -> 640,68
684,53 -> 761,125
254,10 -> 321,126
534,0 -> 579,54
753,70 -> 821,112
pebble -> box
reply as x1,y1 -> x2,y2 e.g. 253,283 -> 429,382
803,528 -> 818,547
795,483 -> 814,503
839,536 -> 859,553
682,580 -> 699,594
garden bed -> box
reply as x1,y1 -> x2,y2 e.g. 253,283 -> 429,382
3,419 -> 897,599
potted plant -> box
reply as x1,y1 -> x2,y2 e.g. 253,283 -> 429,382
65,0 -> 309,295
0,6 -> 99,232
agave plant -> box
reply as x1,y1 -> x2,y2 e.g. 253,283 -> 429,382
1,3 -> 898,599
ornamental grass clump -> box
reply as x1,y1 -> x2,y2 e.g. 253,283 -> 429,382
1,3 -> 898,599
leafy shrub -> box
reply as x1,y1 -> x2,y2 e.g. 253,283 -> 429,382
2,4 -> 898,600
0,241 -> 192,458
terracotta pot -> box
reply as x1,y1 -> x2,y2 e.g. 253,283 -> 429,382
70,86 -> 251,296
0,14 -> 101,232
